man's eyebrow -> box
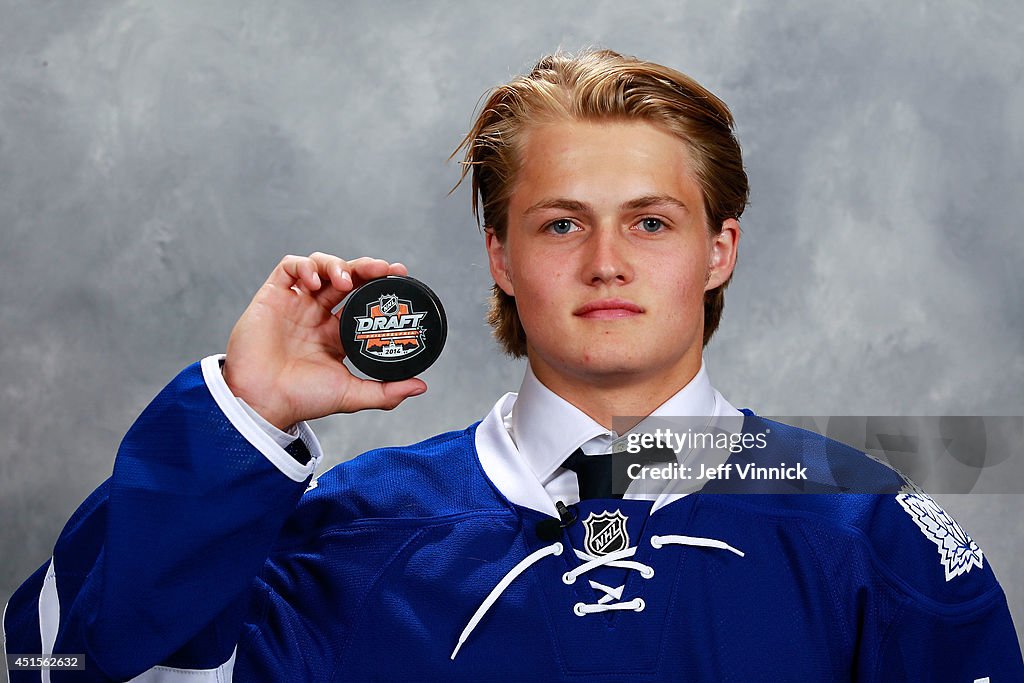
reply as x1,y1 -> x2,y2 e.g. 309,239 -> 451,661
523,198 -> 591,215
522,195 -> 689,215
621,194 -> 689,212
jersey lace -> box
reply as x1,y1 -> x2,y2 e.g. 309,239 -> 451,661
451,533 -> 745,659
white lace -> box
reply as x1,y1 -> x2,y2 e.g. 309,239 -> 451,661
450,533 -> 745,659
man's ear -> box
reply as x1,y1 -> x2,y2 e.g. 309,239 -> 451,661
706,218 -> 740,291
486,229 -> 515,296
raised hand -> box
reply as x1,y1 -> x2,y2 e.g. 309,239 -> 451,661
222,253 -> 427,430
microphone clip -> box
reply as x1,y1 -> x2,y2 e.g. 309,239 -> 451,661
555,501 -> 577,526
535,501 -> 578,542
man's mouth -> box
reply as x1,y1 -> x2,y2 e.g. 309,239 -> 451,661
574,298 -> 644,319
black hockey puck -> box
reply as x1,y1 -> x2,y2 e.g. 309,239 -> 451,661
339,275 -> 447,381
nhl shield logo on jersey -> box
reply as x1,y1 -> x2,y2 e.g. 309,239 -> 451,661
896,491 -> 984,581
583,510 -> 629,556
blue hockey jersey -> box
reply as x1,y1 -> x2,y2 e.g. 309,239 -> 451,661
4,359 -> 1023,681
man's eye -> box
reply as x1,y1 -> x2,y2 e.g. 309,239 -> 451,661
547,219 -> 578,235
637,217 -> 665,233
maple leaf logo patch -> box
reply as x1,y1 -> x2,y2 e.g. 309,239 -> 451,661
896,491 -> 984,581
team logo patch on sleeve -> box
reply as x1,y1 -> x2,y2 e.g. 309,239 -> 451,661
896,491 -> 984,581
583,510 -> 629,556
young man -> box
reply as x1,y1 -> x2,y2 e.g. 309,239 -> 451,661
4,50 -> 1022,681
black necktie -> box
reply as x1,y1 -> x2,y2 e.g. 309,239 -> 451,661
285,438 -> 311,465
561,448 -> 621,500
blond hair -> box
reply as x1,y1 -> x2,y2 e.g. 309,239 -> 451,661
454,49 -> 749,356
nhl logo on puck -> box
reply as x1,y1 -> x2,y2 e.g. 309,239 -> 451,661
339,275 -> 447,381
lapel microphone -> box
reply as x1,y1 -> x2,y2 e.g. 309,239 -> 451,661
535,501 -> 578,542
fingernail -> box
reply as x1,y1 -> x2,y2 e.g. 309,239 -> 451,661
410,386 -> 426,397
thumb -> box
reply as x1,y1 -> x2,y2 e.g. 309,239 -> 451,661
342,377 -> 427,412
381,378 -> 428,408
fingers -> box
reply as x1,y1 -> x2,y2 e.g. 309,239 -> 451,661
306,253 -> 354,309
269,255 -> 323,292
266,253 -> 408,311
342,377 -> 428,412
344,256 -> 395,288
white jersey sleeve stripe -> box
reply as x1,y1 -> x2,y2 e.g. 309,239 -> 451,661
2,588 -> 12,683
37,558 -> 58,683
127,647 -> 237,682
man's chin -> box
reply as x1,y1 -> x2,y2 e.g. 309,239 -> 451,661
555,346 -> 702,388
529,343 -> 696,387
563,356 -> 662,385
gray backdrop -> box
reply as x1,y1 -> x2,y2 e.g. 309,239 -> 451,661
2,0 -> 1021,652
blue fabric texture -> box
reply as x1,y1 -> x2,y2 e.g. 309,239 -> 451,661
4,362 -> 1022,681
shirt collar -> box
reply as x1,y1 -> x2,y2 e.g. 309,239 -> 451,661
506,360 -> 719,484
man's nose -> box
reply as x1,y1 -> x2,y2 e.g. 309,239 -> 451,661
584,227 -> 633,286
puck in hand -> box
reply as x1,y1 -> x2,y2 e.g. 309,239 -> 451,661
338,275 -> 447,381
